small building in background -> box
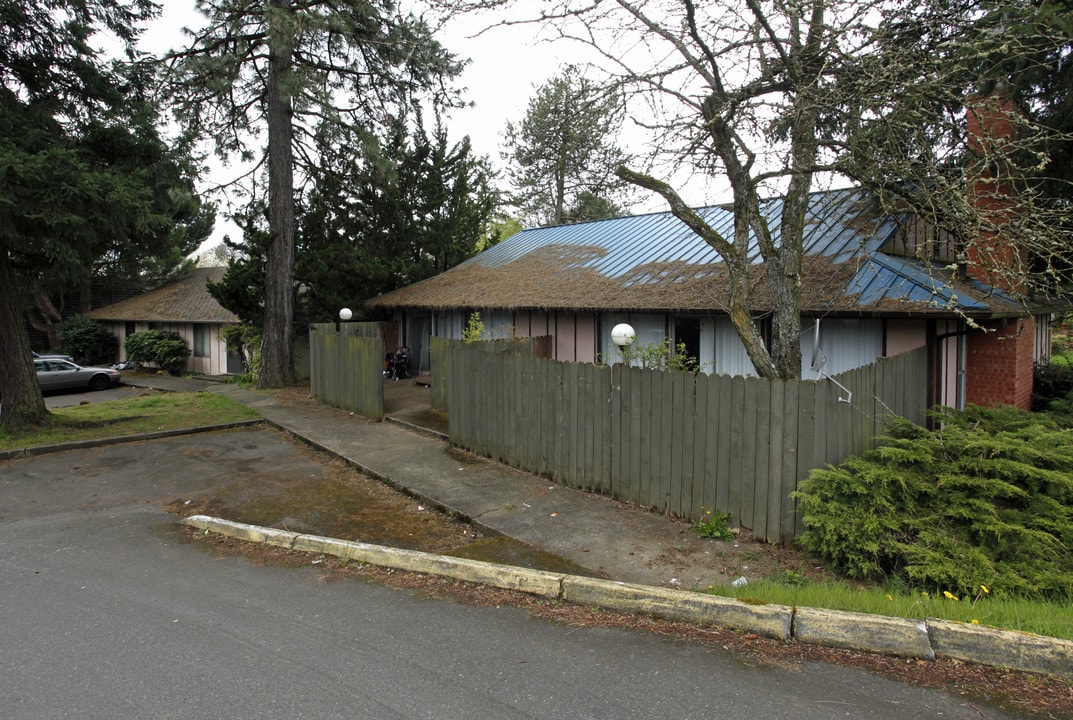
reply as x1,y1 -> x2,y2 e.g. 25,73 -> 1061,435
86,267 -> 242,376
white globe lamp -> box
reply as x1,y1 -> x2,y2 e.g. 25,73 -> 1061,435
611,323 -> 636,347
339,308 -> 353,321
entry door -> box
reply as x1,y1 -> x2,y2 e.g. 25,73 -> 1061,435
674,318 -> 702,362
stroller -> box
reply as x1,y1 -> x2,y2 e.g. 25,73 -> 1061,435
383,346 -> 409,381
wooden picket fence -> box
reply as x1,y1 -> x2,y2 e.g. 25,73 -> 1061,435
437,340 -> 927,542
309,322 -> 384,420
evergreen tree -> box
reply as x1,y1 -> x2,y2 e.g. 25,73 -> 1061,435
167,0 -> 463,388
210,115 -> 497,326
0,0 -> 207,430
983,0 -> 1073,199
503,65 -> 630,226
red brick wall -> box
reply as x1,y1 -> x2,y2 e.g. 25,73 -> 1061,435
965,317 -> 1035,409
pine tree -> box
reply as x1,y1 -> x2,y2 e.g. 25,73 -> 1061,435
167,0 -> 464,388
503,65 -> 630,226
210,115 -> 496,326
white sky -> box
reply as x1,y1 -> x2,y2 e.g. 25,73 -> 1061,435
139,2 -> 716,255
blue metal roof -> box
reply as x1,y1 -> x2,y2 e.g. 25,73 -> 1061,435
371,187 -> 1018,315
463,187 -> 893,269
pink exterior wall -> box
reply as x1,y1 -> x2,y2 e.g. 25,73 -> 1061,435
554,312 -> 576,361
515,311 -> 552,339
101,321 -> 231,375
573,314 -> 597,363
884,320 -> 927,356
513,310 -> 598,362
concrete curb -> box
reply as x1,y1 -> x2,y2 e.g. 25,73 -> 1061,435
793,606 -> 933,660
0,419 -> 264,460
561,574 -> 793,640
927,618 -> 1073,680
181,514 -> 1073,680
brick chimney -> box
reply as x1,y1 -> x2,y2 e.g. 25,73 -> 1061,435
962,90 -> 1035,410
964,90 -> 1026,293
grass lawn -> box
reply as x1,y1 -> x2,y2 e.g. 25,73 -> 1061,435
707,577 -> 1073,642
0,391 -> 260,452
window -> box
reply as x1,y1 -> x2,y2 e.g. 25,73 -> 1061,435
194,325 -> 211,358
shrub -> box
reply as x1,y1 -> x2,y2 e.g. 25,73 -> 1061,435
616,338 -> 707,374
124,330 -> 191,375
462,312 -> 485,344
793,405 -> 1073,601
57,315 -> 118,365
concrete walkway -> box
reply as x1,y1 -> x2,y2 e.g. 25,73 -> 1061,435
124,373 -> 741,591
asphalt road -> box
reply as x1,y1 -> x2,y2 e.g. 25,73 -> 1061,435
0,432 -> 1023,719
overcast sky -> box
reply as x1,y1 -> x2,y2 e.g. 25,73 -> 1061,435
139,2 -> 705,254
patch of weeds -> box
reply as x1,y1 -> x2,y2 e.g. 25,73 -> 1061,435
692,507 -> 734,540
779,569 -> 808,586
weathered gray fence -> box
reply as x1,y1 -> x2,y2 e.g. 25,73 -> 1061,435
431,335 -> 553,412
309,322 -> 384,420
431,337 -> 449,411
442,342 -> 927,543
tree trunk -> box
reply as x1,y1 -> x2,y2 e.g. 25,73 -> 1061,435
259,0 -> 296,389
29,287 -> 64,350
0,255 -> 49,430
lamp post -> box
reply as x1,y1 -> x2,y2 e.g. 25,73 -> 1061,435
337,307 -> 352,332
611,323 -> 636,365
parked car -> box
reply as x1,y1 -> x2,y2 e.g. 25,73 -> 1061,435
34,359 -> 122,392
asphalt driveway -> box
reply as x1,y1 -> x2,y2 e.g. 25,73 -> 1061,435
43,382 -> 154,410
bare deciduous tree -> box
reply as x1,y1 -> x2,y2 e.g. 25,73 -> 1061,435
438,0 -> 1073,379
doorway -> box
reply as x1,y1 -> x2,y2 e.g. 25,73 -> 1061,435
674,317 -> 702,362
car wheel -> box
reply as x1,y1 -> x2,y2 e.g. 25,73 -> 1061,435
88,374 -> 110,392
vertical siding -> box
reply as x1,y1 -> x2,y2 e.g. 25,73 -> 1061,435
800,318 -> 883,377
714,317 -> 756,377
555,312 -> 576,361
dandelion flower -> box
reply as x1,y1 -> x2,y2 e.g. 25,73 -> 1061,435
981,585 -> 990,594
971,619 -> 980,625
943,591 -> 958,601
